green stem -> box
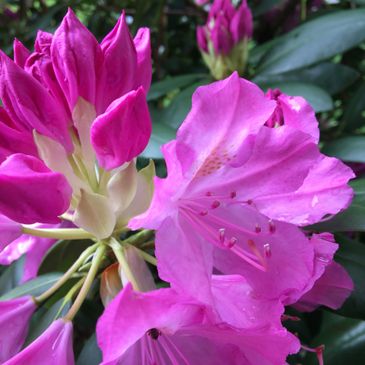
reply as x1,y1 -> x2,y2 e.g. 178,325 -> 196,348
110,238 -> 141,291
22,227 -> 94,240
124,230 -> 154,247
301,0 -> 307,21
35,243 -> 99,303
64,244 -> 106,321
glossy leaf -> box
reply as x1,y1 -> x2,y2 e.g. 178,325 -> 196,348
323,136 -> 365,163
256,9 -> 365,75
0,273 -> 62,300
258,81 -> 333,112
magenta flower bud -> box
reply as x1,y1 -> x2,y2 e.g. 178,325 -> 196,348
13,39 -> 30,69
91,87 -> 152,170
0,296 -> 36,362
98,12 -> 137,113
0,108 -> 37,163
0,214 -> 22,251
0,51 -> 72,152
51,8 -> 103,111
133,28 -> 152,93
196,26 -> 208,53
0,154 -> 72,224
230,0 -> 253,43
197,0 -> 253,79
4,319 -> 74,365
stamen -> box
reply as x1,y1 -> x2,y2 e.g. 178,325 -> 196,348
199,210 -> 208,216
230,245 -> 266,272
206,191 -> 212,196
255,224 -> 261,233
230,191 -> 237,199
302,344 -> 324,365
247,199 -> 253,205
211,200 -> 220,209
264,243 -> 272,258
281,314 -> 300,322
226,236 -> 237,248
269,220 -> 276,234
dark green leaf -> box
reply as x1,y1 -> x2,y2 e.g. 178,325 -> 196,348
38,239 -> 92,275
258,81 -> 333,112
343,83 -> 365,132
252,0 -> 281,16
334,234 -> 365,320
25,298 -> 71,345
77,334 -> 102,365
309,179 -> 365,232
307,313 -> 365,365
254,62 -> 359,95
147,74 -> 208,101
322,136 -> 365,163
0,273 -> 62,300
0,257 -> 24,296
142,119 -> 177,159
256,9 -> 365,75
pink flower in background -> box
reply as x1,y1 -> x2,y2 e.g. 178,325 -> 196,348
0,296 -> 36,362
4,319 -> 74,365
197,0 -> 253,79
197,0 -> 252,55
97,284 -> 299,365
131,72 -> 354,305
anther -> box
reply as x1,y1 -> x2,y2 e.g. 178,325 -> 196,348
247,199 -> 253,205
264,243 -> 272,258
199,210 -> 208,216
206,191 -> 212,196
219,228 -> 226,244
227,237 -> 238,248
147,328 -> 161,340
269,220 -> 276,233
230,191 -> 237,199
211,200 -> 220,209
255,224 -> 261,233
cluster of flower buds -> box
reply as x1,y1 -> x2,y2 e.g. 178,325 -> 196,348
197,0 -> 253,79
0,7 -> 355,365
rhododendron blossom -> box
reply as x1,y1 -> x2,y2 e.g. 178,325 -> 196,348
0,5 -> 357,365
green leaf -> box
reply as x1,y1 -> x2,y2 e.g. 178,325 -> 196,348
252,0 -> 281,16
38,239 -> 92,275
309,178 -> 365,232
256,9 -> 365,75
343,83 -> 365,132
0,257 -> 24,296
307,313 -> 365,365
322,136 -> 365,163
77,334 -> 102,365
0,273 -> 62,300
25,298 -> 71,346
142,119 -> 177,159
334,234 -> 365,320
254,62 -> 359,95
257,81 -> 333,112
147,74 -> 208,101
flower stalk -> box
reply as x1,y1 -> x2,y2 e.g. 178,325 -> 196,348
64,243 -> 107,321
35,242 -> 100,304
21,226 -> 95,240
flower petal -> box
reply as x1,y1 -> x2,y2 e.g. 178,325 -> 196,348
0,154 -> 72,224
133,28 -> 152,92
91,87 -> 152,170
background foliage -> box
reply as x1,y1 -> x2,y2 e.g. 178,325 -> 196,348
1,0 -> 365,364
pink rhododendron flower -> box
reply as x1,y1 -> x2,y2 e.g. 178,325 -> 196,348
131,73 -> 354,305
0,9 -> 153,240
97,283 -> 299,365
4,319 -> 74,365
0,296 -> 36,362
